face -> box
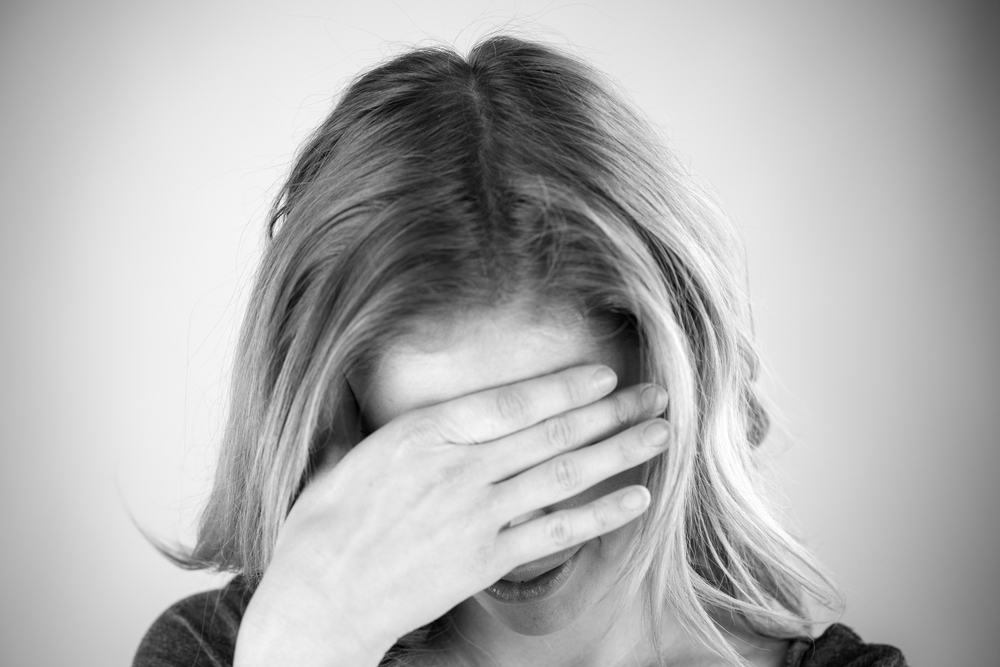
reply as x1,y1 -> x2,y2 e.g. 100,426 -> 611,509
349,303 -> 645,637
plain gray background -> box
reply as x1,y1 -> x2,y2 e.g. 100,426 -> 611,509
1,1 -> 997,665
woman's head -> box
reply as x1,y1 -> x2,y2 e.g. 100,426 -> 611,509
189,33 -> 838,663
348,302 -> 645,638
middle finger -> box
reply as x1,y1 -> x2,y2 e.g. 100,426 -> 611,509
478,383 -> 668,482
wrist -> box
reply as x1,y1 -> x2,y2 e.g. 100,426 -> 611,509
235,570 -> 396,667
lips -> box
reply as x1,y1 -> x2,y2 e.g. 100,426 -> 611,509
501,545 -> 583,582
485,545 -> 583,603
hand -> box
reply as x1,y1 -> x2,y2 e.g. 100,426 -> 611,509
234,365 -> 671,667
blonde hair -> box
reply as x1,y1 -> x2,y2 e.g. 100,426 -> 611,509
181,34 -> 840,666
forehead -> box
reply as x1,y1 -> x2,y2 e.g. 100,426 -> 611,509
350,305 -> 637,430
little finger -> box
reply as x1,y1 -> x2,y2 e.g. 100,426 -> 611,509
495,486 -> 651,569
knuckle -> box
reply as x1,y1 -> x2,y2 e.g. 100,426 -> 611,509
562,374 -> 586,406
591,499 -> 612,532
609,393 -> 630,428
399,415 -> 441,446
616,434 -> 640,464
546,511 -> 573,546
435,457 -> 483,486
544,415 -> 575,451
494,387 -> 531,424
551,456 -> 580,491
469,542 -> 496,578
480,492 -> 506,524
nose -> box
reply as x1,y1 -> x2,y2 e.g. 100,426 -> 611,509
505,509 -> 546,529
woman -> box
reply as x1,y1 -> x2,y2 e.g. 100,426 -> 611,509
135,35 -> 906,666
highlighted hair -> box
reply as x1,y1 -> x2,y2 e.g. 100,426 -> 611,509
180,34 -> 841,666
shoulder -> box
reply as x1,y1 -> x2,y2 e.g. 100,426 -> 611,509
785,624 -> 907,667
132,576 -> 254,667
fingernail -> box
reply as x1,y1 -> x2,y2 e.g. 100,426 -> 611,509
592,366 -> 617,391
621,488 -> 649,511
640,385 -> 668,413
642,420 -> 670,446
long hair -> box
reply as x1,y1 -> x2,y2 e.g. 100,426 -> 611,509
180,34 -> 841,666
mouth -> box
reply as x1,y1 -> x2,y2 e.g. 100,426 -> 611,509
484,545 -> 583,603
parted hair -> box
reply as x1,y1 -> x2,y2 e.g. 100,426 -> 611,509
180,34 -> 840,666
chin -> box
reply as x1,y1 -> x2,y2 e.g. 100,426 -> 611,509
474,590 -> 590,636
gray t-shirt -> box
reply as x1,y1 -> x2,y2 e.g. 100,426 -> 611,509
133,577 -> 907,667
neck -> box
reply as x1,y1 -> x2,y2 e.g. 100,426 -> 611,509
442,592 -> 791,667
446,585 -> 684,667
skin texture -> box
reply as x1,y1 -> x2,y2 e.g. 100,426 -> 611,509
352,305 -> 790,667
235,302 -> 788,667
233,303 -> 672,667
353,306 -> 647,641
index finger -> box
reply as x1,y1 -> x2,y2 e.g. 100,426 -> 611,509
416,364 -> 618,445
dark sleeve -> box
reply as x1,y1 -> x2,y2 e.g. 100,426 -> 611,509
786,623 -> 907,667
133,578 -> 252,667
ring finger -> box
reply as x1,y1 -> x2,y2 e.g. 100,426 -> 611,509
495,484 -> 653,571
492,417 -> 671,522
